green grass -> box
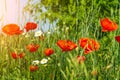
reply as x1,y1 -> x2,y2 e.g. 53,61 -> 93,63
0,0 -> 120,80
0,22 -> 120,80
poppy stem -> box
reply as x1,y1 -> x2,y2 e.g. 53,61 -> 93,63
90,53 -> 95,69
117,44 -> 120,79
118,44 -> 120,63
82,63 -> 89,80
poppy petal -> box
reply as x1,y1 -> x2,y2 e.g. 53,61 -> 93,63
115,36 -> 120,43
2,24 -> 21,35
11,52 -> 18,59
18,53 -> 25,58
79,38 -> 100,54
44,48 -> 54,56
26,44 -> 39,52
25,22 -> 37,32
30,65 -> 39,72
100,18 -> 118,32
77,56 -> 86,63
57,40 -> 77,52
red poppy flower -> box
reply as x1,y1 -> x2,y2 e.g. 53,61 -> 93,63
44,48 -> 54,56
11,52 -> 18,59
79,38 -> 100,54
30,65 -> 39,72
18,53 -> 25,58
77,55 -> 86,63
2,24 -> 23,35
26,44 -> 39,52
100,18 -> 118,32
15,30 -> 24,35
57,40 -> 77,52
24,22 -> 37,32
115,36 -> 120,43
11,52 -> 25,59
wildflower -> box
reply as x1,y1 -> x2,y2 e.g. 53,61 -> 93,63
2,24 -> 23,35
77,55 -> 86,63
34,30 -> 43,37
44,48 -> 54,56
26,44 -> 39,52
40,58 -> 48,64
24,22 -> 37,32
15,30 -> 24,35
79,38 -> 100,54
57,40 -> 77,52
115,36 -> 120,43
18,53 -> 25,58
32,60 -> 40,66
11,52 -> 18,59
100,18 -> 118,32
30,65 -> 39,72
11,52 -> 25,59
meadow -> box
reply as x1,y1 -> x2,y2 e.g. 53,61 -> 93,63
0,0 -> 120,80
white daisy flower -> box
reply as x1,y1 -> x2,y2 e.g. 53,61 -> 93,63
34,30 -> 43,37
32,60 -> 40,65
40,58 -> 48,64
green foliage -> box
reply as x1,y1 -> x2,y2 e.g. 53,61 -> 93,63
0,0 -> 119,80
24,0 -> 120,32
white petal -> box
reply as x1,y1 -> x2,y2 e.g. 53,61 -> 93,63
40,58 -> 48,64
34,30 -> 43,37
32,60 -> 40,65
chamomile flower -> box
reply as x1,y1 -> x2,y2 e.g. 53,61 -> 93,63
34,30 -> 43,37
32,60 -> 40,66
40,58 -> 48,64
